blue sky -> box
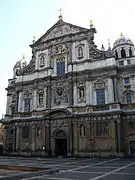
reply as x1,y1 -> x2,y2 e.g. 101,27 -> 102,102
0,0 -> 135,117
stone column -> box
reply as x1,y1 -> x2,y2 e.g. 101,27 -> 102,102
69,82 -> 73,106
72,43 -> 76,62
73,121 -> 78,155
89,81 -> 93,105
16,126 -> 20,150
33,90 -> 37,110
43,87 -> 47,109
35,51 -> 39,70
112,77 -> 119,102
117,120 -> 121,153
69,43 -> 72,62
86,81 -> 90,105
31,124 -> 36,151
46,79 -> 51,109
18,92 -> 21,112
68,119 -> 72,156
42,123 -> 46,147
6,95 -> 10,115
108,78 -> 114,103
73,85 -> 77,106
114,120 -> 121,153
12,127 -> 16,151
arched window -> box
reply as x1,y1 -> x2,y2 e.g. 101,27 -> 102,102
121,47 -> 126,58
115,50 -> 118,60
37,127 -> 41,138
129,47 -> 132,57
80,125 -> 85,137
126,93 -> 132,104
78,47 -> 83,58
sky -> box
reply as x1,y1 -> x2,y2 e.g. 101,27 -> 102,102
0,0 -> 135,117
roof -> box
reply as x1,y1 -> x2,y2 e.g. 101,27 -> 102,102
113,36 -> 134,49
30,19 -> 89,48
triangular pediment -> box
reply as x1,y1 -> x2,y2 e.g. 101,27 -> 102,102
30,20 -> 88,47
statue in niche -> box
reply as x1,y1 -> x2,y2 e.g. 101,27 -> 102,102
79,88 -> 85,98
24,98 -> 31,112
37,127 -> 41,137
80,125 -> 85,137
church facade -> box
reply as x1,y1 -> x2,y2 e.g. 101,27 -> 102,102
3,15 -> 135,156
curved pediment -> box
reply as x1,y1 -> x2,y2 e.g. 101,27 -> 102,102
43,109 -> 72,118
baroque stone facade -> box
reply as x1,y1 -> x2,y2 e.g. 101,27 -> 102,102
3,16 -> 135,156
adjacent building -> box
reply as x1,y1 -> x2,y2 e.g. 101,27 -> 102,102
3,15 -> 135,156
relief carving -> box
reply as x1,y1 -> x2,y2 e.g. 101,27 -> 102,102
52,44 -> 69,56
41,24 -> 86,42
93,78 -> 107,89
52,82 -> 69,106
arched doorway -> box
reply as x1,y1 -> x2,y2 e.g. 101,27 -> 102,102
55,130 -> 67,156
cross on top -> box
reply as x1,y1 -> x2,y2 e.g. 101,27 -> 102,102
58,8 -> 63,16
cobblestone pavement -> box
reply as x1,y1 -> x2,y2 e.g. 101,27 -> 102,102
0,156 -> 135,179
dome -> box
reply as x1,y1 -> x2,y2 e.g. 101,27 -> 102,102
113,34 -> 134,49
13,55 -> 27,69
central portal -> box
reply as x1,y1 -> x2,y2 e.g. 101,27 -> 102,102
55,130 -> 67,156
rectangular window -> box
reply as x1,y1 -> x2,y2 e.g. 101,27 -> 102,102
96,89 -> 105,105
126,93 -> 132,104
119,61 -> 124,66
57,61 -> 65,76
96,122 -> 108,136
